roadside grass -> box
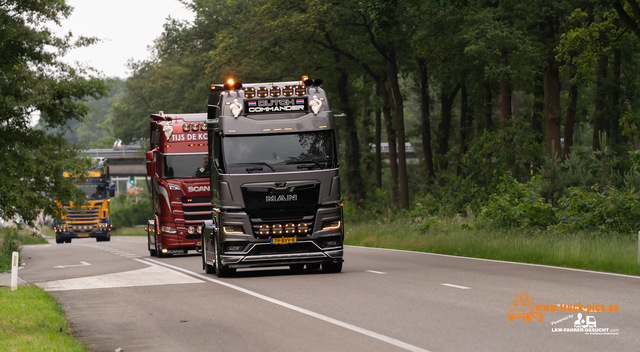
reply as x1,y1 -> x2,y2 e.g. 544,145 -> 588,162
40,226 -> 56,238
112,226 -> 146,236
344,217 -> 640,276
0,286 -> 89,352
1,227 -> 48,272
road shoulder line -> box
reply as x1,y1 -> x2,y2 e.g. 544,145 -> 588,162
346,245 -> 640,280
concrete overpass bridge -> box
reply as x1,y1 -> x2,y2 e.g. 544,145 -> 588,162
82,148 -> 146,176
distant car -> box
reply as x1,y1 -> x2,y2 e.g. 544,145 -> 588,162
112,139 -> 123,150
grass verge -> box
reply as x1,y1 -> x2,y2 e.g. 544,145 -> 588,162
344,217 -> 640,276
112,226 -> 146,236
0,286 -> 89,351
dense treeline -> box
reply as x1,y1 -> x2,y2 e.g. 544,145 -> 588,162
1,0 -> 109,225
113,0 -> 640,232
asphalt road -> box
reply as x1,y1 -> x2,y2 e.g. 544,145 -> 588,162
18,237 -> 640,352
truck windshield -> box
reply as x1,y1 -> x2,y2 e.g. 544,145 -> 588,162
79,183 -> 107,200
223,131 -> 334,174
163,153 -> 209,179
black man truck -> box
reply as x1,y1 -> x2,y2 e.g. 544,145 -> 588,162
201,77 -> 344,277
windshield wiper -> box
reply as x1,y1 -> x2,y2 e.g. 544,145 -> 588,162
241,162 -> 275,172
288,159 -> 324,170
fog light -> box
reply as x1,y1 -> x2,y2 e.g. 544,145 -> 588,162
162,248 -> 168,254
258,225 -> 270,236
297,223 -> 309,234
272,224 -> 283,235
284,223 -> 296,234
325,240 -> 339,247
227,244 -> 244,251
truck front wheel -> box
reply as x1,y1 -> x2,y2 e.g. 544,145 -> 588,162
56,236 -> 63,244
203,248 -> 215,274
215,239 -> 235,278
148,232 -> 157,256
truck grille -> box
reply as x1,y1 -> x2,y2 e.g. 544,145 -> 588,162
63,206 -> 100,220
181,200 -> 212,222
181,196 -> 210,203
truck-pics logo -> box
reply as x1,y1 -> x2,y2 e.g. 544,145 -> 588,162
507,290 -> 544,322
266,194 -> 297,202
188,186 -> 210,192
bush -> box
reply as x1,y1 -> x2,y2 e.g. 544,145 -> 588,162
110,194 -> 153,228
479,175 -> 557,229
552,185 -> 640,234
0,228 -> 21,272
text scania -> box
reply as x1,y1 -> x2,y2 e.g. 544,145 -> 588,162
266,194 -> 298,202
170,133 -> 207,142
188,186 -> 210,192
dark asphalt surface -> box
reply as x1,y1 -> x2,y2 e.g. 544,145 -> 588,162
18,237 -> 640,352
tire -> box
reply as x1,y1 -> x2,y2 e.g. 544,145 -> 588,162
148,232 -> 157,257
306,263 -> 320,270
203,247 -> 215,274
65,239 -> 72,243
215,238 -> 235,278
322,261 -> 342,273
56,236 -> 63,244
155,236 -> 165,258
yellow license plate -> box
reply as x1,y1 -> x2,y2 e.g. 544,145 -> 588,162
272,237 -> 297,244
78,233 -> 89,237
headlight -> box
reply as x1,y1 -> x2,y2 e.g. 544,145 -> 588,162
168,184 -> 182,191
161,226 -> 177,233
187,226 -> 195,234
322,220 -> 341,230
223,226 -> 244,235
196,226 -> 202,234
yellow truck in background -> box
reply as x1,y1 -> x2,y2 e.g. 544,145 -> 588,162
53,157 -> 115,243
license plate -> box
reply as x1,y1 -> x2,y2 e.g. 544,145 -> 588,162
272,237 -> 297,244
196,241 -> 202,247
78,234 -> 89,237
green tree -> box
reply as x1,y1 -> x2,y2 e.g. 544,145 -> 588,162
0,0 -> 109,225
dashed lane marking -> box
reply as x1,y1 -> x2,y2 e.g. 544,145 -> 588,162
441,283 -> 471,290
365,270 -> 387,274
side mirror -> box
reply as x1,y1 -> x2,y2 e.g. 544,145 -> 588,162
146,149 -> 157,177
109,184 -> 115,198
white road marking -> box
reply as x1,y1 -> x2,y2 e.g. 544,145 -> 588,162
38,260 -> 203,291
441,283 -> 471,290
143,258 -> 431,352
54,261 -> 91,269
365,270 -> 386,275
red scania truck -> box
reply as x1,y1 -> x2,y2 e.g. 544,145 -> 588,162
145,112 -> 212,256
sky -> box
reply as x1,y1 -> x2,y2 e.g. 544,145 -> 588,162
54,0 -> 195,79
